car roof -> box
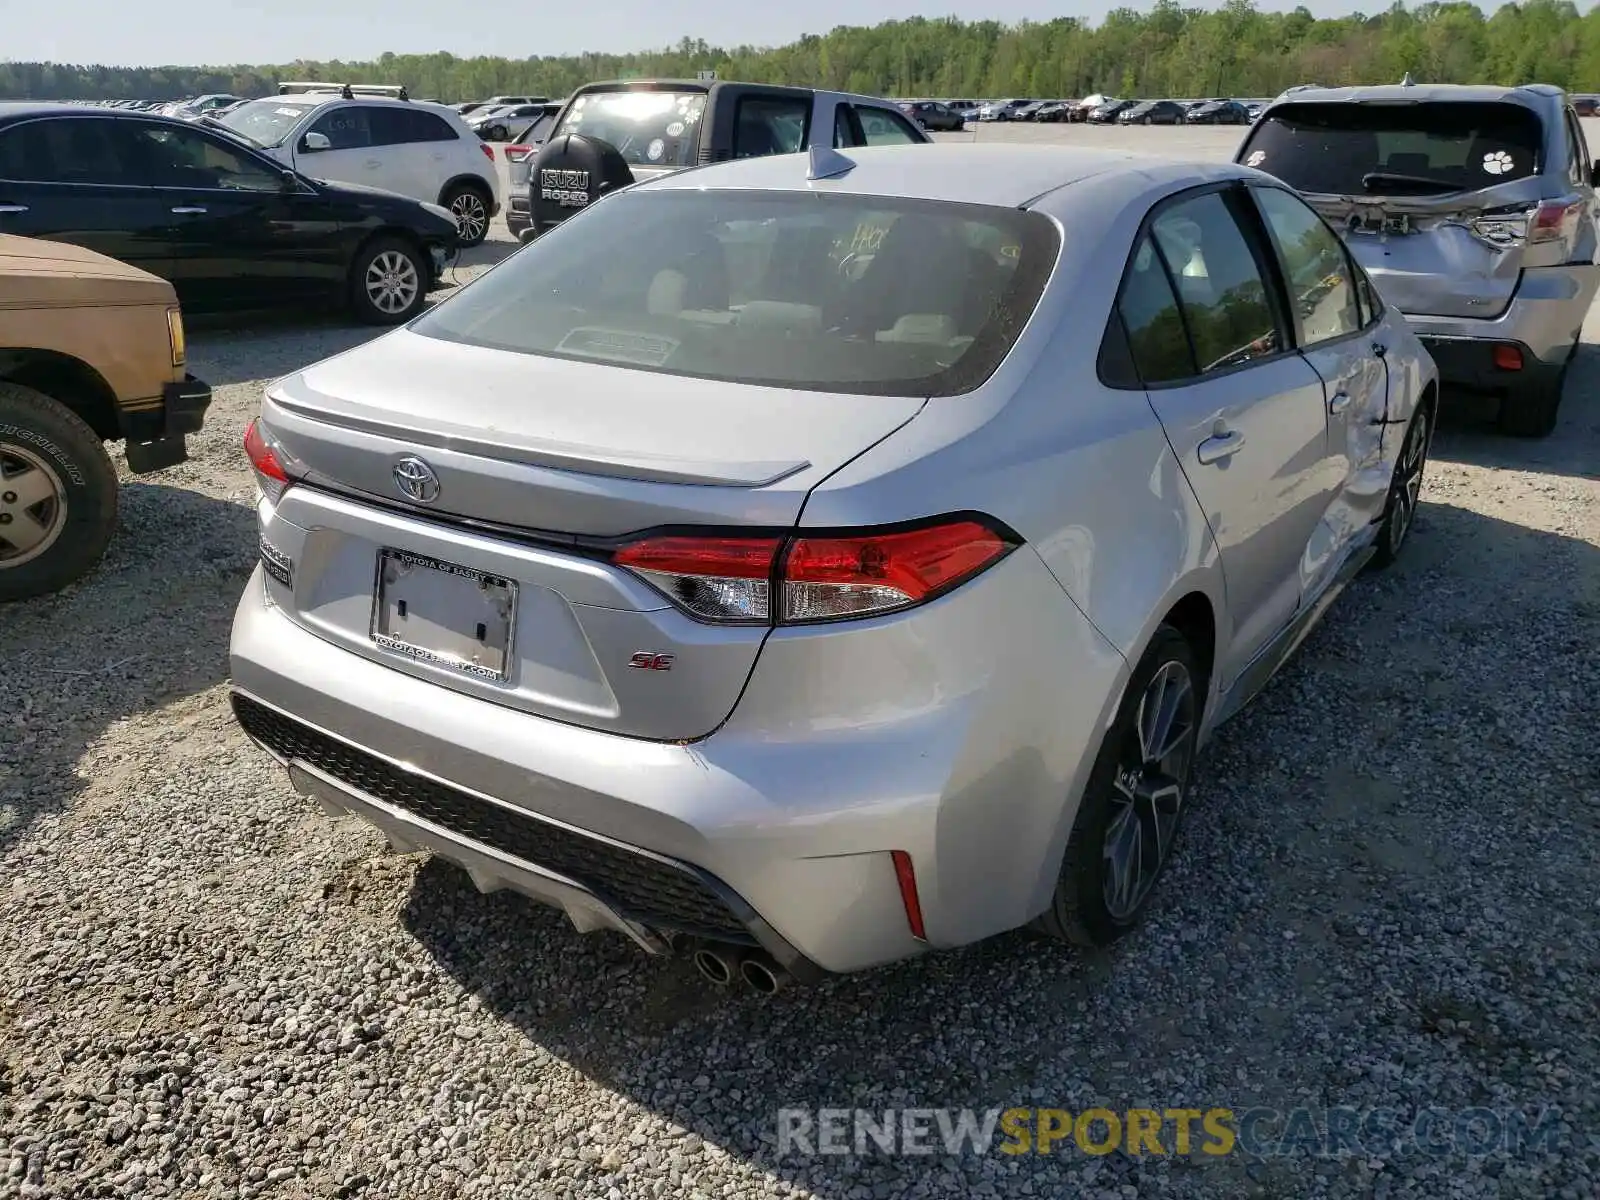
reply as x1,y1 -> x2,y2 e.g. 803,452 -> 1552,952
0,102 -> 108,120
640,143 -> 1249,210
1268,82 -> 1564,108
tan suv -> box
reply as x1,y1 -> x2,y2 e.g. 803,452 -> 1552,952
0,235 -> 211,601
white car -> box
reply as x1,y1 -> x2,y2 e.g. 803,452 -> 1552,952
216,84 -> 501,246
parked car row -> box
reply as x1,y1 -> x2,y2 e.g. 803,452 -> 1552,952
45,85 -> 502,246
0,100 -> 461,320
913,95 -> 1259,125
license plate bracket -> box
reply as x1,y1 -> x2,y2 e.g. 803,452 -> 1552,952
371,549 -> 517,681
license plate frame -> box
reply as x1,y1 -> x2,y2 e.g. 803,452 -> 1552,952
370,549 -> 518,682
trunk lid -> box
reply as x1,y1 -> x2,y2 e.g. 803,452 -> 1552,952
1298,179 -> 1558,318
257,329 -> 925,741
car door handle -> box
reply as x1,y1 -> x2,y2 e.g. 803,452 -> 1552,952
1196,430 -> 1246,465
170,206 -> 207,214
1328,390 -> 1352,415
364,160 -> 382,169
0,204 -> 28,214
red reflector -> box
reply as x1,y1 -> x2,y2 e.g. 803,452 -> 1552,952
613,535 -> 780,579
891,850 -> 927,941
480,142 -> 495,161
243,418 -> 288,482
785,521 -> 1009,604
1493,343 -> 1524,371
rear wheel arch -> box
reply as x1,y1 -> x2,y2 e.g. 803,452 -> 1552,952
0,349 -> 121,440
436,173 -> 493,208
1161,591 -> 1217,706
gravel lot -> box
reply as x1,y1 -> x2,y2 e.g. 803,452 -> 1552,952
2,123 -> 1597,1200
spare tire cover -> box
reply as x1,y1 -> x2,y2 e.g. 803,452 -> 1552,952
529,133 -> 636,235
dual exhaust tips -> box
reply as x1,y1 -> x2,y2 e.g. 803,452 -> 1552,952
692,944 -> 790,995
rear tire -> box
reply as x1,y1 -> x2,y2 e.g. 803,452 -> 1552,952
1496,359 -> 1568,438
0,381 -> 118,602
1035,625 -> 1201,947
349,236 -> 429,326
442,183 -> 491,247
1369,402 -> 1430,570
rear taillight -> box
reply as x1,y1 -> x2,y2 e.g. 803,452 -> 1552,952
610,517 -> 1017,626
1529,197 -> 1583,243
244,417 -> 291,504
612,535 -> 781,623
504,144 -> 534,163
1473,197 -> 1585,247
480,142 -> 495,162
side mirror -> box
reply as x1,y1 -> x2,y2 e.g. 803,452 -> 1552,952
1589,162 -> 1600,188
279,169 -> 299,193
300,131 -> 331,153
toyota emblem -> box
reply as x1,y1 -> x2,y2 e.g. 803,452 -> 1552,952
393,456 -> 440,504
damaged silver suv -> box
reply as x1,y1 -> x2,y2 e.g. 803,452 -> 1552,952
1237,80 -> 1600,436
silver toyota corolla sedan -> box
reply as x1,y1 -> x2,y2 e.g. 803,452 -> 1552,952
231,143 -> 1437,993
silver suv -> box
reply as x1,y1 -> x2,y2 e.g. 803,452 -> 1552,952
1237,81 -> 1600,436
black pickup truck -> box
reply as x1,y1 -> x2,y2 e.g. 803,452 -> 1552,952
507,78 -> 930,241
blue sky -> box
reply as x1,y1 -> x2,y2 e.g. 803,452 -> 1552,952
16,1 -> 1372,67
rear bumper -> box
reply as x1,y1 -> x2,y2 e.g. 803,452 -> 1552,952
505,196 -> 530,236
1417,335 -> 1563,395
228,543 -> 1125,974
119,373 -> 212,473
1402,262 -> 1600,381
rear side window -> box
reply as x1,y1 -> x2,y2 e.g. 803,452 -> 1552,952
0,118 -> 132,184
552,91 -> 707,167
308,106 -> 372,150
1115,236 -> 1195,384
1241,101 -> 1543,195
734,96 -> 809,158
413,190 -> 1059,397
1150,192 -> 1281,373
1564,108 -> 1589,187
1251,186 -> 1362,346
369,107 -> 457,145
854,106 -> 923,146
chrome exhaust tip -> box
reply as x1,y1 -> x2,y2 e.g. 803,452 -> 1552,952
739,953 -> 790,996
692,947 -> 734,986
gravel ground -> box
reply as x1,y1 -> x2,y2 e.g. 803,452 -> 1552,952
2,127 -> 1598,1200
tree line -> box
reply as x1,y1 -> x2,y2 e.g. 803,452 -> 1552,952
4,0 -> 1599,105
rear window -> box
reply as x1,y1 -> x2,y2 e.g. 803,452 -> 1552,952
412,190 -> 1059,396
1241,101 -> 1544,195
550,91 -> 707,167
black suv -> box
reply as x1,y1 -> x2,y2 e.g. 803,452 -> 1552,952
0,104 -> 460,323
512,79 -> 929,241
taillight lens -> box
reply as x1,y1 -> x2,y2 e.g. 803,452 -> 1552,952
783,521 -> 1010,621
613,535 -> 780,623
504,144 -> 534,163
480,142 -> 495,161
244,417 -> 291,504
1473,197 -> 1585,247
611,518 -> 1016,626
1529,197 -> 1583,243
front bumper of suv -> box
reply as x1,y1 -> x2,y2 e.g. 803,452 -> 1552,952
228,542 -> 1125,977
